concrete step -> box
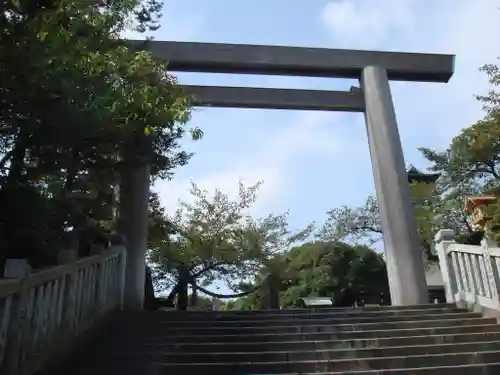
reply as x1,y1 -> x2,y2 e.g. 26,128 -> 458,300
138,330 -> 500,353
50,305 -> 500,375
112,321 -> 499,345
68,356 -> 500,375
142,317 -> 496,342
154,309 -> 474,327
119,349 -> 500,374
294,362 -> 500,374
152,307 -> 468,322
112,340 -> 500,363
155,303 -> 457,317
156,312 -> 480,331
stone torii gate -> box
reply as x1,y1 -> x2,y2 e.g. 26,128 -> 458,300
120,40 -> 455,310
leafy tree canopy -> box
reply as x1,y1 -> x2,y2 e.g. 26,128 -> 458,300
230,241 -> 389,310
0,0 -> 201,266
147,181 -> 314,304
317,181 -> 446,264
419,61 -> 500,242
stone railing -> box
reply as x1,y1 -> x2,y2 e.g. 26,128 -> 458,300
0,245 -> 126,375
435,230 -> 500,311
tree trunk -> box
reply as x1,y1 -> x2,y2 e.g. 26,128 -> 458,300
6,129 -> 28,185
177,265 -> 189,310
191,280 -> 198,307
144,265 -> 156,310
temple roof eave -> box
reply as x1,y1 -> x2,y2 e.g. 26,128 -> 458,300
406,165 -> 440,183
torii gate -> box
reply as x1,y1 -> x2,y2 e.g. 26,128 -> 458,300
119,40 -> 455,310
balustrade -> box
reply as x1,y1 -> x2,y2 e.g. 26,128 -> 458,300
435,229 -> 500,311
0,245 -> 126,375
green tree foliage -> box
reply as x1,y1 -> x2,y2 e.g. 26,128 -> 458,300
319,195 -> 382,246
148,181 -> 313,304
0,0 -> 201,267
318,182 -> 442,264
231,241 -> 388,310
189,294 -> 216,310
419,61 -> 500,243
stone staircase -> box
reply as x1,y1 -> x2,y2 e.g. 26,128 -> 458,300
51,304 -> 500,374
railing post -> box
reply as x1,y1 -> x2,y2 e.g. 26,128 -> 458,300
481,238 -> 500,310
116,245 -> 127,310
95,256 -> 107,311
62,269 -> 78,334
4,277 -> 32,375
434,229 -> 458,304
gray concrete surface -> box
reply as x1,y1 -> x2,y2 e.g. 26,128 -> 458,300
128,40 -> 455,82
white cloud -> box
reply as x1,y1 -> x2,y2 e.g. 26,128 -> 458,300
318,0 -> 500,253
154,111 -> 356,216
154,0 -> 500,226
320,0 -> 416,49
321,0 -> 500,148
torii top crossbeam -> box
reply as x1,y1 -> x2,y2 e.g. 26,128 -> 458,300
128,40 -> 455,83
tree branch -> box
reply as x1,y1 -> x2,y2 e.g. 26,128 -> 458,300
461,214 -> 474,233
191,261 -> 228,278
195,281 -> 264,299
486,161 -> 500,179
0,150 -> 13,171
355,225 -> 383,234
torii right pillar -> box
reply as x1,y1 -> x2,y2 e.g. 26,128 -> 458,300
361,66 -> 429,306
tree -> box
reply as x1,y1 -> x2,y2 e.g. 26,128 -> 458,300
232,241 -> 389,310
319,195 -> 382,246
318,181 -> 443,263
0,0 -> 202,266
419,61 -> 500,243
147,181 -> 313,307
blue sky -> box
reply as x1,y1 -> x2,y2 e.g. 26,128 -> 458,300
129,0 -> 500,237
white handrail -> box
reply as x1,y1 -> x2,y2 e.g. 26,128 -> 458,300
435,230 -> 500,311
0,245 -> 127,375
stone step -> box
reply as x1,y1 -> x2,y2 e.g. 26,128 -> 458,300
111,340 -> 500,363
133,331 -> 500,353
138,351 -> 500,375
67,359 -> 500,375
154,310 -> 474,327
141,317 -> 495,342
101,322 -> 500,348
116,349 -> 500,374
155,303 -> 457,316
291,362 -> 500,374
151,307 -> 467,322
156,312 -> 480,330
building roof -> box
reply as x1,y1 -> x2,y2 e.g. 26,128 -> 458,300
407,165 -> 440,183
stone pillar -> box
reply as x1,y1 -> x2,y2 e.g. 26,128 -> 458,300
118,161 -> 150,311
434,229 -> 458,303
361,66 -> 428,306
3,259 -> 31,278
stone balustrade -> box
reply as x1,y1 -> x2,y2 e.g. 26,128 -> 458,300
435,229 -> 500,312
0,245 -> 126,375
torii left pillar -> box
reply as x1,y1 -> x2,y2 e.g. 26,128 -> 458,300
118,148 -> 151,311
